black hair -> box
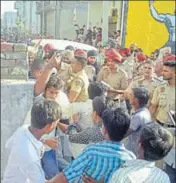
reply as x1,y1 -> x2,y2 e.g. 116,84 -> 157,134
87,50 -> 97,57
31,99 -> 62,129
163,60 -> 176,70
140,123 -> 174,161
92,96 -> 114,117
102,108 -> 130,141
132,87 -> 149,108
45,74 -> 64,91
65,45 -> 75,51
88,82 -> 108,100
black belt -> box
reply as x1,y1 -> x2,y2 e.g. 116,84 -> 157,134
156,119 -> 175,128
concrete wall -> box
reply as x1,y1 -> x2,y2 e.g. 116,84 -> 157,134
1,81 -> 34,177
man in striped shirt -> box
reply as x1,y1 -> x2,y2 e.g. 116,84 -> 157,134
46,108 -> 136,183
110,123 -> 174,183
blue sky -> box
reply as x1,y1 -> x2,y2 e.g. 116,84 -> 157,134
1,1 -> 16,16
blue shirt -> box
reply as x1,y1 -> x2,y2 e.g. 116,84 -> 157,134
126,107 -> 152,155
63,141 -> 136,183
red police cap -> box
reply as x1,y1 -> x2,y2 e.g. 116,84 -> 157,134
74,49 -> 87,59
136,53 -> 146,62
44,43 -> 55,52
119,48 -> 131,56
163,55 -> 176,62
105,49 -> 121,63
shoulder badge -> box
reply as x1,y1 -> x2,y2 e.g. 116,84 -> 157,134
75,79 -> 83,86
160,87 -> 165,93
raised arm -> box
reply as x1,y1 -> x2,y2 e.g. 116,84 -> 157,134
34,54 -> 61,96
149,1 -> 166,22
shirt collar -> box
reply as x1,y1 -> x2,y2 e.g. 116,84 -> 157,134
72,70 -> 85,77
24,125 -> 43,150
122,159 -> 155,168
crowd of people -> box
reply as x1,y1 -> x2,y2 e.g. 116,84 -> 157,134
73,24 -> 120,48
2,37 -> 176,183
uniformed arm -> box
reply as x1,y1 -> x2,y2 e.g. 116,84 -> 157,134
68,79 -> 83,103
120,72 -> 128,90
97,68 -> 106,82
34,54 -> 61,96
149,2 -> 166,22
149,87 -> 159,117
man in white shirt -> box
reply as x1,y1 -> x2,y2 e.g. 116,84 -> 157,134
110,123 -> 174,183
3,99 -> 62,183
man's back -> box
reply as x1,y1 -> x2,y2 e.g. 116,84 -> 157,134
3,125 -> 45,183
110,159 -> 170,183
63,141 -> 136,183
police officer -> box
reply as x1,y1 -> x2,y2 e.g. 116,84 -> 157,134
150,60 -> 176,125
97,49 -> 128,111
97,49 -> 128,99
34,50 -> 89,103
127,61 -> 163,106
67,50 -> 89,103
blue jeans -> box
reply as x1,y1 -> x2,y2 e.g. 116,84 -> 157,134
165,163 -> 176,183
41,149 -> 69,180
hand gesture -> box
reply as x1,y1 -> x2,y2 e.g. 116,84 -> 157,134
44,138 -> 58,149
48,53 -> 61,68
82,174 -> 104,183
72,113 -> 81,122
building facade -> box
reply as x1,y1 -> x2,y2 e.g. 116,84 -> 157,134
2,11 -> 17,29
36,1 -> 89,39
14,1 -> 39,34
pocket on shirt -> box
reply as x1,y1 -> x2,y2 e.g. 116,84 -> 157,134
159,94 -> 167,107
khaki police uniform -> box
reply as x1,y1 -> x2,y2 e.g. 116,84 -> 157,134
97,66 -> 128,99
151,82 -> 175,124
57,62 -> 72,84
128,76 -> 163,105
68,70 -> 89,102
97,67 -> 128,112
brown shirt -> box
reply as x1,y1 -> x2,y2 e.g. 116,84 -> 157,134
57,62 -> 72,84
69,70 -> 89,102
128,76 -> 163,105
151,82 -> 175,123
97,66 -> 128,98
